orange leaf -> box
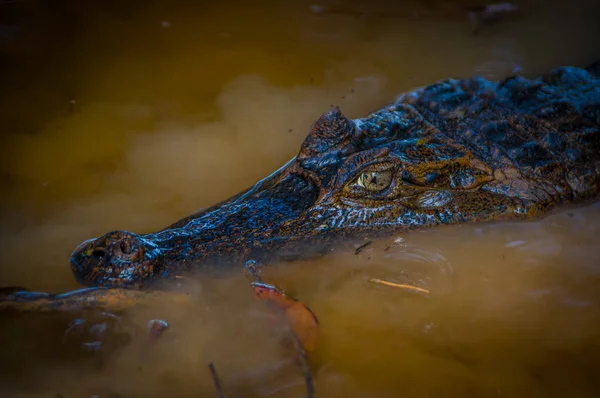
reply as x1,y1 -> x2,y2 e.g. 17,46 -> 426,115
251,282 -> 319,353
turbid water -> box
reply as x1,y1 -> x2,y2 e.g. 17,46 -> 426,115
1,0 -> 600,397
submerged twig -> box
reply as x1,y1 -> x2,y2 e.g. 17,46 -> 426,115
244,260 -> 264,283
368,278 -> 430,295
290,332 -> 315,398
0,286 -> 191,313
208,362 -> 226,398
354,240 -> 372,255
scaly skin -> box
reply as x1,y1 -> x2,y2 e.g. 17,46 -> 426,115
66,64 -> 600,291
4,64 -> 600,311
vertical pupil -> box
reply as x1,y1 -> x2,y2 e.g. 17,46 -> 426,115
362,172 -> 379,187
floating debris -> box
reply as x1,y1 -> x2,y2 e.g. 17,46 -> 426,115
252,282 -> 319,353
147,319 -> 169,339
505,240 -> 526,248
464,3 -> 521,35
289,332 -> 315,398
244,266 -> 317,396
367,278 -> 430,295
354,240 -> 372,255
245,259 -> 264,282
208,362 -> 227,398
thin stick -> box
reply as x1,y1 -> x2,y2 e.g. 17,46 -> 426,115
290,332 -> 315,398
208,362 -> 226,398
244,260 -> 264,283
0,286 -> 191,313
354,240 -> 372,255
367,278 -> 430,295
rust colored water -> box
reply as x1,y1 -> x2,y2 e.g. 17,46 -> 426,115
1,1 -> 600,397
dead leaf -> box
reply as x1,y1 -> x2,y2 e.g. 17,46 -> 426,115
251,282 -> 319,353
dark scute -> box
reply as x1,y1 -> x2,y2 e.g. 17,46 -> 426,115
498,76 -> 547,106
269,173 -> 319,214
424,172 -> 441,185
417,80 -> 471,107
357,109 -> 427,150
534,101 -> 581,120
298,107 -> 356,158
509,141 -> 555,170
481,120 -> 512,142
586,59 -> 600,77
490,127 -> 528,151
219,174 -> 319,233
450,169 -> 478,189
542,66 -> 594,88
539,131 -> 565,151
300,151 -> 343,172
582,104 -> 600,123
401,169 -> 419,185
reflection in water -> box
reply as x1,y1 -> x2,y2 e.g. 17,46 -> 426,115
1,0 -> 600,397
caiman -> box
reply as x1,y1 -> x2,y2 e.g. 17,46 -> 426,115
2,62 -> 600,310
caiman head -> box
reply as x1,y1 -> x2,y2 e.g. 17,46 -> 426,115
71,107 -> 537,289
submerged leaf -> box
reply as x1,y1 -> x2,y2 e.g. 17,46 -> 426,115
251,282 -> 319,353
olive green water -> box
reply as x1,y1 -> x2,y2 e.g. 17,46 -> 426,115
1,1 -> 600,397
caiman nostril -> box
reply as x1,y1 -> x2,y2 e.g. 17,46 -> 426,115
92,249 -> 105,259
71,237 -> 98,258
119,241 -> 132,254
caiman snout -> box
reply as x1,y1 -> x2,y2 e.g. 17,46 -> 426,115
70,230 -> 159,288
67,170 -> 322,289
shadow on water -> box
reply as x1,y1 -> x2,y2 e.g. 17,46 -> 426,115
1,0 -> 600,397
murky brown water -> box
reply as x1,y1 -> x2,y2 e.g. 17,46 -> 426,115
1,0 -> 600,397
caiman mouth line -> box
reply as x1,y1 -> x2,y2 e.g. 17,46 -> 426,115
65,63 -> 599,290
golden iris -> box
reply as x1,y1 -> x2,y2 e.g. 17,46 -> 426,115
356,170 -> 392,192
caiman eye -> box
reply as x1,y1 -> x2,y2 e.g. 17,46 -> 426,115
356,170 -> 393,192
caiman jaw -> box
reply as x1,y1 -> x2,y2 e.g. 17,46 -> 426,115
70,166 -> 323,289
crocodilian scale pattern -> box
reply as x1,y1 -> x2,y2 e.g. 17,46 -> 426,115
65,65 -> 599,289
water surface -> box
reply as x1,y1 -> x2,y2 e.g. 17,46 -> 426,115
1,1 -> 600,397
